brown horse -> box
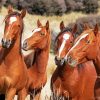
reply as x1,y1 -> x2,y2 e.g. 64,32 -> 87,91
0,6 -> 28,100
22,20 -> 51,100
66,24 -> 100,99
0,47 -> 5,100
51,21 -> 96,100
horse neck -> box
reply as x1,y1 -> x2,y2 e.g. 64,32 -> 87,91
58,64 -> 76,80
3,32 -> 22,66
93,33 -> 100,75
32,36 -> 50,74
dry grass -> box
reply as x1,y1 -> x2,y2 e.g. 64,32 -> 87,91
0,6 -> 100,100
24,11 -> 87,35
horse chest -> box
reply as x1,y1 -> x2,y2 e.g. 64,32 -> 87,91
61,69 -> 80,96
27,67 -> 47,90
94,56 -> 100,75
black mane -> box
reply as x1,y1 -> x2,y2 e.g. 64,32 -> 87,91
3,11 -> 24,34
4,12 -> 20,21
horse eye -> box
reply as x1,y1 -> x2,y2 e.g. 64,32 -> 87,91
70,41 -> 73,44
86,40 -> 90,44
18,25 -> 20,27
40,32 -> 45,36
5,21 -> 8,25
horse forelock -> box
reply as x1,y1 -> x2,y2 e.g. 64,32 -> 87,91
3,12 -> 24,34
55,27 -> 72,43
9,16 -> 17,24
32,28 -> 42,35
3,12 -> 20,23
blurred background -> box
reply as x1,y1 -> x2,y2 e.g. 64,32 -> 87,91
0,0 -> 99,15
0,0 -> 99,99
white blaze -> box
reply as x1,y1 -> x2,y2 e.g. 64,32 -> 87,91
9,17 -> 17,24
6,17 -> 17,35
58,34 -> 70,57
65,33 -> 88,59
32,28 -> 41,34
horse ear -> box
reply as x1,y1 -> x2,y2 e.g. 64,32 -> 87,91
94,24 -> 99,35
37,19 -> 42,27
60,21 -> 65,31
20,9 -> 26,18
46,20 -> 49,31
8,5 -> 13,14
72,24 -> 77,34
83,23 -> 90,30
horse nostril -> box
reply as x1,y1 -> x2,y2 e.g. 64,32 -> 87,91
55,56 -> 58,61
1,38 -> 6,46
23,41 -> 28,49
61,58 -> 65,64
6,39 -> 11,44
1,38 -> 6,48
1,38 -> 4,43
55,56 -> 65,66
67,55 -> 71,62
67,55 -> 74,63
7,39 -> 10,43
55,56 -> 60,61
1,38 -> 12,48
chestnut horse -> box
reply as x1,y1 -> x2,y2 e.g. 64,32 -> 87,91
51,21 -> 96,100
22,20 -> 51,100
0,6 -> 28,100
66,24 -> 100,99
0,46 -> 5,100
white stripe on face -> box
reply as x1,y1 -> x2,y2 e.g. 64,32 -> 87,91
65,33 -> 88,59
6,17 -> 17,36
9,17 -> 17,24
32,28 -> 42,35
58,34 -> 70,57
24,28 -> 42,40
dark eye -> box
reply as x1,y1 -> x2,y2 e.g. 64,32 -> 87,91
86,40 -> 90,44
18,25 -> 20,27
5,21 -> 8,25
70,41 -> 73,44
40,32 -> 45,36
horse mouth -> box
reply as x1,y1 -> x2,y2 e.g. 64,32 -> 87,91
1,39 -> 12,49
2,44 -> 10,48
22,45 -> 29,51
67,59 -> 77,67
55,56 -> 65,66
22,47 -> 28,51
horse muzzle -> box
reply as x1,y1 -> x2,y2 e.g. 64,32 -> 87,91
1,38 -> 11,48
22,40 -> 28,51
67,55 -> 77,67
55,56 -> 65,66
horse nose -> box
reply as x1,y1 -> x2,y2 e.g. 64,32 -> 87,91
1,38 -> 4,44
1,38 -> 11,48
67,55 -> 73,63
55,56 -> 65,66
55,56 -> 60,61
23,41 -> 28,50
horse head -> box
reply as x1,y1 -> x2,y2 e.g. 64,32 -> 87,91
2,5 -> 26,48
22,20 -> 50,51
67,24 -> 99,67
55,21 -> 77,66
